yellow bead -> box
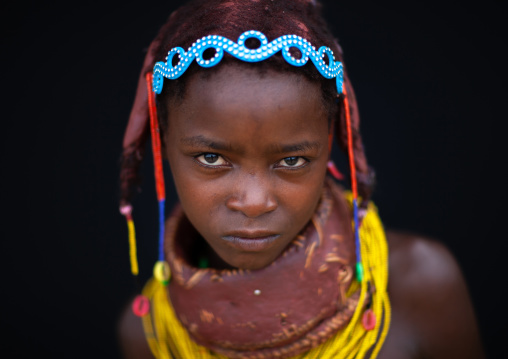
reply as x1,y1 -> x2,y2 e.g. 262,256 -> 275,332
153,261 -> 171,285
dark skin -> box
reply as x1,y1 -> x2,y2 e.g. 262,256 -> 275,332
118,65 -> 485,358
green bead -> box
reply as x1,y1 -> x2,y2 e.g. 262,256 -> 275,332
199,256 -> 209,268
356,262 -> 364,282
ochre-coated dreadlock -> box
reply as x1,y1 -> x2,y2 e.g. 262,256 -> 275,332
119,0 -> 375,211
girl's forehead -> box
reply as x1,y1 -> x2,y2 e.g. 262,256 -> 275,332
166,65 -> 329,146
181,64 -> 323,107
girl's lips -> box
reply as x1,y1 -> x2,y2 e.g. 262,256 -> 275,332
221,234 -> 280,251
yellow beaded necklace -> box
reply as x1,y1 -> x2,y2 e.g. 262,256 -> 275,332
140,192 -> 391,359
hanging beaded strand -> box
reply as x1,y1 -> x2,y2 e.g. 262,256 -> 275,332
120,204 -> 139,276
342,85 -> 363,283
146,72 -> 172,287
122,73 -> 172,318
120,195 -> 150,317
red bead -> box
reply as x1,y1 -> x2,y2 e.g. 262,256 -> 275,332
362,309 -> 376,331
132,295 -> 150,317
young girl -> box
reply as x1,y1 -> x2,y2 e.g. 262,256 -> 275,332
117,0 -> 484,358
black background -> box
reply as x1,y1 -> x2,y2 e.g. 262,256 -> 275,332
1,0 -> 506,357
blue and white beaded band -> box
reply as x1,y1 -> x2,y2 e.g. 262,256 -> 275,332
152,30 -> 344,94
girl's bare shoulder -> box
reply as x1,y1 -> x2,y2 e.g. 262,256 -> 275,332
384,230 -> 485,358
117,299 -> 154,359
387,230 -> 466,290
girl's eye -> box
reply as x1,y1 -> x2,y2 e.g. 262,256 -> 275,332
277,156 -> 307,168
195,153 -> 228,166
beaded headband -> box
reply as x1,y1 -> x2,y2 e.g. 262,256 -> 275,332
123,31 -> 364,316
152,30 -> 344,94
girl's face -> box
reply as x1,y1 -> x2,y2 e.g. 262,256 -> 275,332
165,65 -> 330,270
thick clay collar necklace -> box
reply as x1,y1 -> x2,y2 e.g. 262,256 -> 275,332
162,180 -> 364,358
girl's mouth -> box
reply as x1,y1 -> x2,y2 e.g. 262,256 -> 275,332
221,233 -> 280,251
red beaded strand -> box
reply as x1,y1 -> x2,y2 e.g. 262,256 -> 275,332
146,72 -> 166,203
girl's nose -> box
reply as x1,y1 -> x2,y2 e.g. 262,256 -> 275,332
225,173 -> 278,218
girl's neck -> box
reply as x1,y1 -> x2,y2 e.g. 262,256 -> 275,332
174,216 -> 235,270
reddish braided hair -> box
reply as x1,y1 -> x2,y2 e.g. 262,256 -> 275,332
119,0 -> 374,210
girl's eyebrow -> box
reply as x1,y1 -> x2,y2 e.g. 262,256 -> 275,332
181,135 -> 235,152
181,136 -> 321,154
271,141 -> 322,154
